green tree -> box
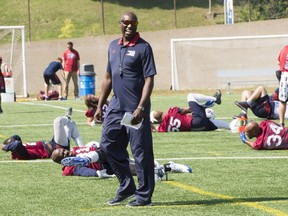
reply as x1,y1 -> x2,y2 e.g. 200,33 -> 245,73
58,18 -> 74,39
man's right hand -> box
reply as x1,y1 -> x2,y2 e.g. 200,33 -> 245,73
240,131 -> 248,143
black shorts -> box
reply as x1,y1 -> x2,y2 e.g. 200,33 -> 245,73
189,101 -> 217,131
44,74 -> 61,85
250,95 -> 272,118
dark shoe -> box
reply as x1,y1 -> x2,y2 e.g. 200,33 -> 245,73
58,97 -> 66,101
213,89 -> 222,105
0,107 -> 3,114
235,101 -> 249,113
126,199 -> 152,207
107,194 -> 134,206
233,112 -> 247,119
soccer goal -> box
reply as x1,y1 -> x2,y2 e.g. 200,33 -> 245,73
0,26 -> 27,97
170,34 -> 288,91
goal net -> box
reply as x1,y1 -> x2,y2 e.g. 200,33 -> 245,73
171,34 -> 288,91
0,26 -> 27,97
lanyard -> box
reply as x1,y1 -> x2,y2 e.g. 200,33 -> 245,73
119,46 -> 129,77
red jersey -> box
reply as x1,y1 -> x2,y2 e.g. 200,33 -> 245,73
11,141 -> 49,160
62,146 -> 102,176
278,45 -> 288,72
253,120 -> 288,150
63,49 -> 80,72
70,146 -> 97,155
158,107 -> 192,132
85,104 -> 108,118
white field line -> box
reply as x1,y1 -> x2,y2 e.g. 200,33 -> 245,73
0,122 -> 87,128
20,102 -> 85,113
0,102 -> 86,128
1,156 -> 288,163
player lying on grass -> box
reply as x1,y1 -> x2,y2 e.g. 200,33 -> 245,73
1,108 -> 84,160
84,94 -> 109,126
240,120 -> 288,150
51,144 -> 192,178
234,85 -> 284,120
150,90 -> 235,132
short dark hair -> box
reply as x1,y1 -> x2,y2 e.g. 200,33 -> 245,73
67,41 -> 73,46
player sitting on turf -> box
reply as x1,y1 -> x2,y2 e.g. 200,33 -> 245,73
51,145 -> 192,178
84,94 -> 109,126
240,120 -> 288,150
150,90 -> 237,132
234,85 -> 288,120
1,108 -> 84,160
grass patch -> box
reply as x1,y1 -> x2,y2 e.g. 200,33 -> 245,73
0,90 -> 288,215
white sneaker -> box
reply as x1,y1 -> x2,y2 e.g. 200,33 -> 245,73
154,165 -> 167,181
168,161 -> 192,173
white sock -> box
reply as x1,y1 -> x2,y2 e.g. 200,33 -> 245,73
187,93 -> 216,104
85,151 -> 99,162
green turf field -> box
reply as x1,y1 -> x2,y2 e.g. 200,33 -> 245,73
0,90 -> 288,216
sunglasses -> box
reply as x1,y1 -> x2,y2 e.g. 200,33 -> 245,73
119,20 -> 138,27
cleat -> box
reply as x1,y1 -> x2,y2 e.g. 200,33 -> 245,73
58,97 -> 66,101
107,194 -> 134,206
233,112 -> 247,119
61,156 -> 90,167
65,107 -> 73,118
168,161 -> 192,173
235,101 -> 249,113
75,96 -> 81,100
154,165 -> 167,181
213,89 -> 222,105
0,107 -> 3,114
126,199 -> 152,207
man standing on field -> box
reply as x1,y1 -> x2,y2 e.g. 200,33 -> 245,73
94,11 -> 157,207
63,41 -> 80,100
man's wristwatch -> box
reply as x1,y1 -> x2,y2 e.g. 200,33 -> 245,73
137,106 -> 145,112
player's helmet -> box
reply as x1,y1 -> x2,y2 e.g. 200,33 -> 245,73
230,117 -> 248,133
205,108 -> 216,119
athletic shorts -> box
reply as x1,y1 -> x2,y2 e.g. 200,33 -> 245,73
44,74 -> 61,85
250,95 -> 272,118
189,101 -> 217,131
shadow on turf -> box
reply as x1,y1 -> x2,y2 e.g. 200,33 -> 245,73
153,197 -> 288,206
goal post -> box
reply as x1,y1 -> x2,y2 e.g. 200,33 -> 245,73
170,34 -> 288,91
0,26 -> 28,97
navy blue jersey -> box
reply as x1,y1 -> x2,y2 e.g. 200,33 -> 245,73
106,33 -> 157,112
43,61 -> 63,76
